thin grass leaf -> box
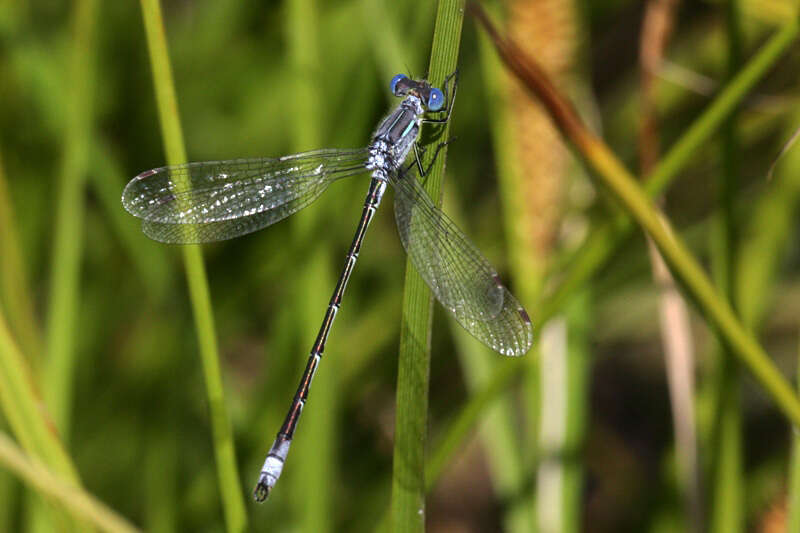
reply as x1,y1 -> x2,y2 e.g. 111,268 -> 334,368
0,149 -> 41,367
0,310 -> 79,479
729,36 -> 800,533
25,1 -> 99,529
0,452 -> 17,533
284,0 -> 336,529
0,431 -> 139,533
709,2 -> 745,531
789,336 -> 800,533
560,292 -> 591,533
391,1 -> 464,531
137,1 -> 246,531
43,0 -> 97,439
142,429 -> 177,533
766,124 -> 800,181
736,120 -> 800,329
0,145 -> 35,532
0,310 -> 84,530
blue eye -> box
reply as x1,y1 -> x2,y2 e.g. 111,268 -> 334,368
390,74 -> 407,95
427,88 -> 444,111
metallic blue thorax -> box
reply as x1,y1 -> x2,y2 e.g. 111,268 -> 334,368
366,95 -> 424,181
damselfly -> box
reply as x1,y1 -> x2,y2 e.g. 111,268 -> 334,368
122,72 -> 533,502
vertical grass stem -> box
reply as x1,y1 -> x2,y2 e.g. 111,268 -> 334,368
138,1 -> 246,530
391,1 -> 464,531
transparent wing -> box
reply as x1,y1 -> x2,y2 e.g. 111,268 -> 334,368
122,148 -> 369,243
390,167 -> 533,356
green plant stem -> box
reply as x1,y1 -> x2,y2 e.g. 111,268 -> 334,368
32,2 -> 97,529
709,2 -> 744,532
0,312 -> 79,483
391,1 -> 464,531
0,446 -> 17,533
285,0 -> 336,529
0,309 -> 83,531
0,431 -> 139,533
790,336 -> 800,533
43,0 -> 96,440
138,1 -> 246,531
0,146 -> 34,533
561,292 -> 590,533
143,430 -> 177,533
0,149 -> 41,367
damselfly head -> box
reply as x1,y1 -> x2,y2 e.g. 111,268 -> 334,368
390,74 -> 445,112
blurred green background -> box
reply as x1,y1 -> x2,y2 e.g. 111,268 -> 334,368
1,0 -> 800,531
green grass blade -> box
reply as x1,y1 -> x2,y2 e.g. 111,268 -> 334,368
0,145 -> 37,532
284,0 -> 336,529
143,430 -> 177,533
789,338 -> 800,533
137,1 -> 246,530
391,1 -> 464,531
43,0 -> 97,439
440,6 -> 556,511
26,1 -> 97,528
560,292 -> 591,533
0,149 -> 41,367
0,312 -> 79,482
736,127 -> 800,330
0,431 -> 139,533
724,17 -> 800,533
0,451 -> 17,533
0,309 -> 83,531
709,2 -> 745,531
